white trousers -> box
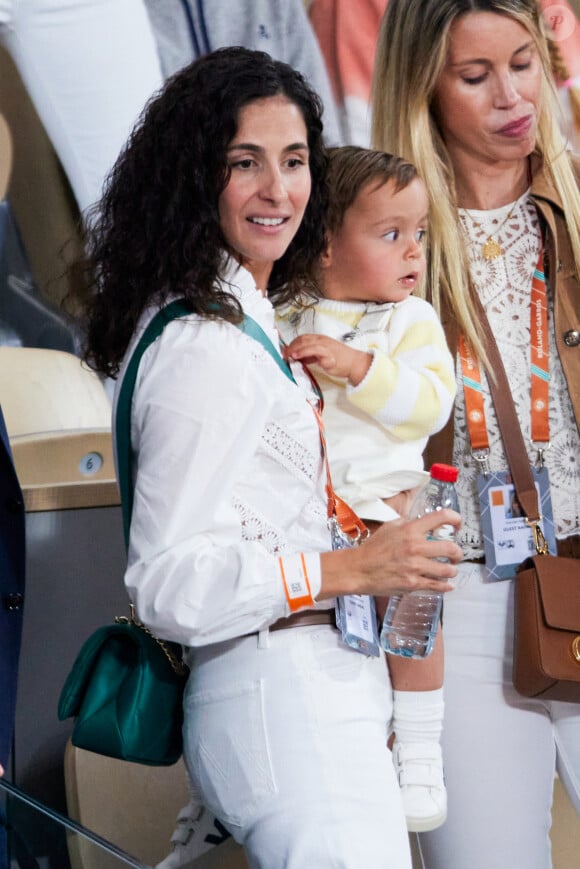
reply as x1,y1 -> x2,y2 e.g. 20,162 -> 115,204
416,562 -> 580,869
184,624 -> 412,869
0,0 -> 163,212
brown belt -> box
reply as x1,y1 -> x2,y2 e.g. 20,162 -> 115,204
269,610 -> 336,632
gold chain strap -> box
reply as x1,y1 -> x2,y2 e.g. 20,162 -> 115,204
115,605 -> 189,676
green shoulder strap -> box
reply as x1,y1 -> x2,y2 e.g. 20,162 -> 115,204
115,299 -> 296,546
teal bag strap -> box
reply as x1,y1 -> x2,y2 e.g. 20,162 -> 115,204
115,298 -> 296,546
237,315 -> 296,385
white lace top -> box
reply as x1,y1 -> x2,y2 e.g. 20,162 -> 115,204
115,259 -> 333,647
455,193 -> 580,560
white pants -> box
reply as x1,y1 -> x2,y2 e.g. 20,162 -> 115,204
184,624 -> 412,869
416,562 -> 580,869
0,0 -> 163,212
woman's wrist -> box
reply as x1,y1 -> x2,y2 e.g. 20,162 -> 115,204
317,547 -> 366,600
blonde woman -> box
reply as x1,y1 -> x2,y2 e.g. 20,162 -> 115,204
372,1 -> 580,867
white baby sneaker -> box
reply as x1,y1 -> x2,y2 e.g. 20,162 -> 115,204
156,801 -> 230,868
392,740 -> 447,833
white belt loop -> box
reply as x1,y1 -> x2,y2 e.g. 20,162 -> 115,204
257,628 -> 271,649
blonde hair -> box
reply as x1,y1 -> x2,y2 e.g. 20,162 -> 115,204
372,0 -> 580,368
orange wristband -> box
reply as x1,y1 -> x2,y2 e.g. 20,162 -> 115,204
279,554 -> 315,612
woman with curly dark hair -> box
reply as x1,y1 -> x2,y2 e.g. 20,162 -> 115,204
83,47 -> 461,868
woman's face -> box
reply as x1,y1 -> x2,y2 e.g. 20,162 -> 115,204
433,11 -> 542,175
218,94 -> 312,292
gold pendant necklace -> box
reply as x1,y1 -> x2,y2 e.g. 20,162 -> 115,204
461,200 -> 518,260
481,236 -> 504,260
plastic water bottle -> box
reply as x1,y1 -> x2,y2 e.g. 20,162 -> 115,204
380,463 -> 459,659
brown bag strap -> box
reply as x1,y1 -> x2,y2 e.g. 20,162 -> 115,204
472,293 -> 540,524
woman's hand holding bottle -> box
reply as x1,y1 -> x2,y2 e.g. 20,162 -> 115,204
319,508 -> 462,601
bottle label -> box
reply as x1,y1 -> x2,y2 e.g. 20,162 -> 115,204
477,466 -> 557,580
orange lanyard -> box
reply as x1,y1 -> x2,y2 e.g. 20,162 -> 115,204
311,400 -> 369,542
289,355 -> 368,542
530,256 -> 550,446
459,247 -> 549,470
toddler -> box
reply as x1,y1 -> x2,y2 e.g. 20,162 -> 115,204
277,146 -> 456,832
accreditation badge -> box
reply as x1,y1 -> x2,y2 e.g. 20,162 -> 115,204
477,466 -> 557,580
329,516 -> 380,657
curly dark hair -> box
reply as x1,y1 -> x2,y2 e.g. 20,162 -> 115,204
83,46 -> 329,377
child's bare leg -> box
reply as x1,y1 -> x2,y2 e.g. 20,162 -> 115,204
387,625 -> 443,691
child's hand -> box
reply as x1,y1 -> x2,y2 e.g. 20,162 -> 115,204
284,334 -> 372,386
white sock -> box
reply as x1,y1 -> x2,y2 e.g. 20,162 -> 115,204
392,688 -> 444,743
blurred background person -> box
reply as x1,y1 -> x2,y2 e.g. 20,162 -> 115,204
144,0 -> 343,146
540,0 -> 580,151
0,0 -> 163,214
308,0 -> 386,146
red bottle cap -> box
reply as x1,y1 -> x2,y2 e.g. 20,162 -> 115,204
430,463 -> 458,483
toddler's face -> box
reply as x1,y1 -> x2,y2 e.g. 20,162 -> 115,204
321,177 -> 428,304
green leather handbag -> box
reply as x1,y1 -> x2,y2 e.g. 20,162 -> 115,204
57,607 -> 188,766
58,301 -> 194,766
58,299 -> 294,765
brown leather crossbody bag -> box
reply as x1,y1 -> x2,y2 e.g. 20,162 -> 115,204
476,295 -> 580,701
